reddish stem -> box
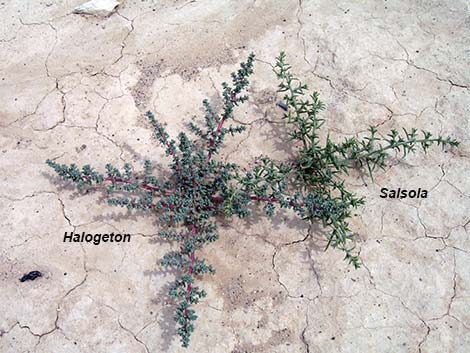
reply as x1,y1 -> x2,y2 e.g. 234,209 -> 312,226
212,194 -> 301,207
104,176 -> 160,191
184,224 -> 197,315
206,116 -> 226,163
250,195 -> 300,206
94,176 -> 300,209
82,174 -> 161,192
205,94 -> 237,163
157,132 -> 183,173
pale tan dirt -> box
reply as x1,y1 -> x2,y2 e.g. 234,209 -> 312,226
1,1 -> 469,352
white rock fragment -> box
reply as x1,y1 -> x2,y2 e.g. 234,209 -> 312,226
73,0 -> 120,16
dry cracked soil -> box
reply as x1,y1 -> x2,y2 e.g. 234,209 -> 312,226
1,1 -> 470,352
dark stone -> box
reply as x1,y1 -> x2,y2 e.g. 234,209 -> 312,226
19,271 -> 43,282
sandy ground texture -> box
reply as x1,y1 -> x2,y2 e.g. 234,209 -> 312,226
1,0 -> 469,352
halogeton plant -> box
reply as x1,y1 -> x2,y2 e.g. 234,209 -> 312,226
46,53 -> 458,347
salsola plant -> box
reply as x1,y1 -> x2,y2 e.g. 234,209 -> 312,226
46,52 -> 458,347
